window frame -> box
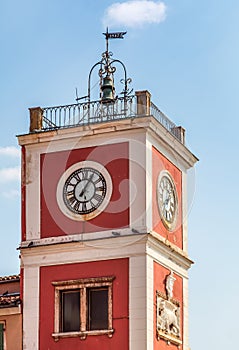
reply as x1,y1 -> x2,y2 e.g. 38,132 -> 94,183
52,276 -> 115,341
0,321 -> 6,350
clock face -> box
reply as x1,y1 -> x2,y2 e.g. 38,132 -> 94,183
157,171 -> 178,230
57,161 -> 112,221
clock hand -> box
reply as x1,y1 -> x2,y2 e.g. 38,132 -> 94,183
164,194 -> 172,209
164,196 -> 170,206
79,173 -> 94,197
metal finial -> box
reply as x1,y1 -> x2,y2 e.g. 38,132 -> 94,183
87,29 -> 131,110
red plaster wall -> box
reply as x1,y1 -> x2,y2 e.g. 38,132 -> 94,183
152,147 -> 183,249
41,142 -> 129,237
153,262 -> 183,350
39,258 -> 129,350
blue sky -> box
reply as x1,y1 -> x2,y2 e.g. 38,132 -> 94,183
0,1 -> 239,349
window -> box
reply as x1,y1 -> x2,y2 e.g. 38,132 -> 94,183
52,276 -> 114,340
61,290 -> 80,332
0,322 -> 5,350
88,288 -> 108,331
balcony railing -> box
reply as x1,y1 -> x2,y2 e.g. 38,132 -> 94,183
42,96 -> 136,130
150,102 -> 184,142
29,91 -> 184,143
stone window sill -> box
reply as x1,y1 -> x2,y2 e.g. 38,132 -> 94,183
52,329 -> 114,341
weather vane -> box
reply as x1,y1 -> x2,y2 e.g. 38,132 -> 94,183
103,27 -> 127,53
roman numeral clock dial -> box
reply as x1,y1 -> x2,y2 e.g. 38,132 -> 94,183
57,161 -> 113,221
157,171 -> 178,231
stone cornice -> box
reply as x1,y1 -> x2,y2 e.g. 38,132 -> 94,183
20,230 -> 193,272
147,231 -> 194,271
17,115 -> 198,169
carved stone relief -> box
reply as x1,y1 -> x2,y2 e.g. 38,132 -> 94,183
156,271 -> 182,346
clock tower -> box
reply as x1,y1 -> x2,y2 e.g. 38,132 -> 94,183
18,32 -> 198,350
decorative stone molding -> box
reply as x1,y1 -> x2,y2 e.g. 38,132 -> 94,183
52,276 -> 115,341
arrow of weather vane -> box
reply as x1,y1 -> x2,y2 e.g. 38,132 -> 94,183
103,29 -> 127,39
103,28 -> 127,53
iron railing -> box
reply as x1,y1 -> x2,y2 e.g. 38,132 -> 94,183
150,102 -> 182,141
42,96 -> 136,130
41,96 -> 183,142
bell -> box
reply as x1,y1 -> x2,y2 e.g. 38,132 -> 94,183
101,75 -> 115,103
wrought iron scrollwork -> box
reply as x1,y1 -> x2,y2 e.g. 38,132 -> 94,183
86,29 -> 132,117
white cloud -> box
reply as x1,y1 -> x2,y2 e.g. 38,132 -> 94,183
103,1 -> 167,28
0,146 -> 20,158
0,166 -> 21,183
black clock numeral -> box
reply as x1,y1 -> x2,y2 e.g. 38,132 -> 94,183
68,195 -> 76,205
89,200 -> 96,209
81,169 -> 89,180
95,186 -> 104,192
94,193 -> 103,202
66,190 -> 75,197
93,177 -> 102,185
66,182 -> 74,189
82,202 -> 87,212
73,172 -> 82,182
72,201 -> 80,212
